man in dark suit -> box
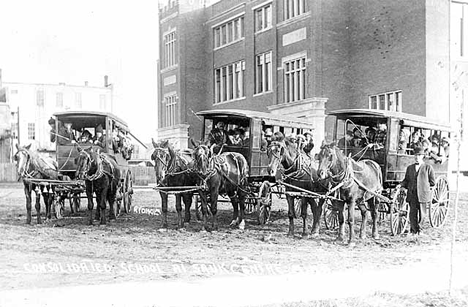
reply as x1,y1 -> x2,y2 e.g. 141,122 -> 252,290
399,146 -> 436,234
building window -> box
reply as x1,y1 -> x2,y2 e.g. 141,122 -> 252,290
369,91 -> 402,112
255,51 -> 272,94
75,92 -> 82,109
164,31 -> 177,69
214,16 -> 244,49
164,94 -> 178,127
28,123 -> 35,140
99,94 -> 106,110
56,92 -> 63,108
255,4 -> 272,32
284,57 -> 306,103
214,60 -> 245,104
284,0 -> 305,20
36,90 -> 44,107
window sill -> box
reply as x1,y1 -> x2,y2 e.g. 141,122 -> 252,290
160,65 -> 178,74
253,91 -> 273,97
254,27 -> 272,35
214,38 -> 245,51
213,97 -> 246,105
277,11 -> 311,29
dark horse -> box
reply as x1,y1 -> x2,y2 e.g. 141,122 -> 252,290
151,139 -> 197,229
192,143 -> 249,231
316,142 -> 383,244
267,137 -> 325,237
14,144 -> 60,224
75,147 -> 121,225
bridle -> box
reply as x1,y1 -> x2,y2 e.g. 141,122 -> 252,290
318,146 -> 352,186
194,145 -> 215,177
14,149 -> 37,178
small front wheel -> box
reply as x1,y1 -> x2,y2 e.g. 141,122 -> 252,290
257,181 -> 272,225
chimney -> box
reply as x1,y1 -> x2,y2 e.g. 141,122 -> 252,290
104,75 -> 109,87
84,81 -> 88,86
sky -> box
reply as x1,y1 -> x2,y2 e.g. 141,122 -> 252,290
0,0 -> 160,143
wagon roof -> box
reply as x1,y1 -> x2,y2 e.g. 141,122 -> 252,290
53,111 -> 129,130
327,109 -> 452,131
196,109 -> 315,129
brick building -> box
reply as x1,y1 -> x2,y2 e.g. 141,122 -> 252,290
158,0 -> 458,150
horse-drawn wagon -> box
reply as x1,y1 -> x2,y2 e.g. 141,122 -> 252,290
152,109 -> 325,233
321,109 -> 452,237
15,111 -> 134,224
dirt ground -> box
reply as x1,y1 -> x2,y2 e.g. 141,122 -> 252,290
1,182 -> 468,306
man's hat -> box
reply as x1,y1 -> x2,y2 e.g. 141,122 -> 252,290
414,147 -> 425,155
96,124 -> 103,133
442,136 -> 450,144
304,131 -> 313,137
264,128 -> 273,136
48,117 -> 55,125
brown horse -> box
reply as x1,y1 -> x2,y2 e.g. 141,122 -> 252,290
192,143 -> 249,231
267,137 -> 325,237
75,147 -> 121,225
316,142 -> 383,244
13,144 -> 60,224
151,139 -> 197,229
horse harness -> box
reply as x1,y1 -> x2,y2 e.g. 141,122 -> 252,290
79,150 -> 116,181
268,141 -> 315,182
16,149 -> 57,179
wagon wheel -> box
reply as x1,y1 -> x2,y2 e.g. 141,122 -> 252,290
390,186 -> 409,236
294,198 -> 303,218
194,195 -> 202,221
123,170 -> 133,214
323,198 -> 340,230
54,196 -> 65,219
244,194 -> 256,214
429,176 -> 450,228
257,181 -> 272,225
72,193 -> 80,213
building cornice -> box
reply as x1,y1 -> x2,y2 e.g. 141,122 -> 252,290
3,81 -> 111,90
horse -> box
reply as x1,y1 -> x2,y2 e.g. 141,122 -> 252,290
13,144 -> 60,224
151,139 -> 198,229
267,137 -> 325,237
192,142 -> 249,231
75,147 -> 121,225
316,142 -> 383,245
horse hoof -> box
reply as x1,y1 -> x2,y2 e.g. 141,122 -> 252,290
239,221 -> 245,231
287,232 -> 295,238
335,237 -> 344,242
373,234 -> 380,240
229,220 -> 237,227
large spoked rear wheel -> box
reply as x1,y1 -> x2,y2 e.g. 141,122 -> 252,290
123,170 -> 133,214
257,181 -> 272,225
390,186 -> 410,236
429,176 -> 450,228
